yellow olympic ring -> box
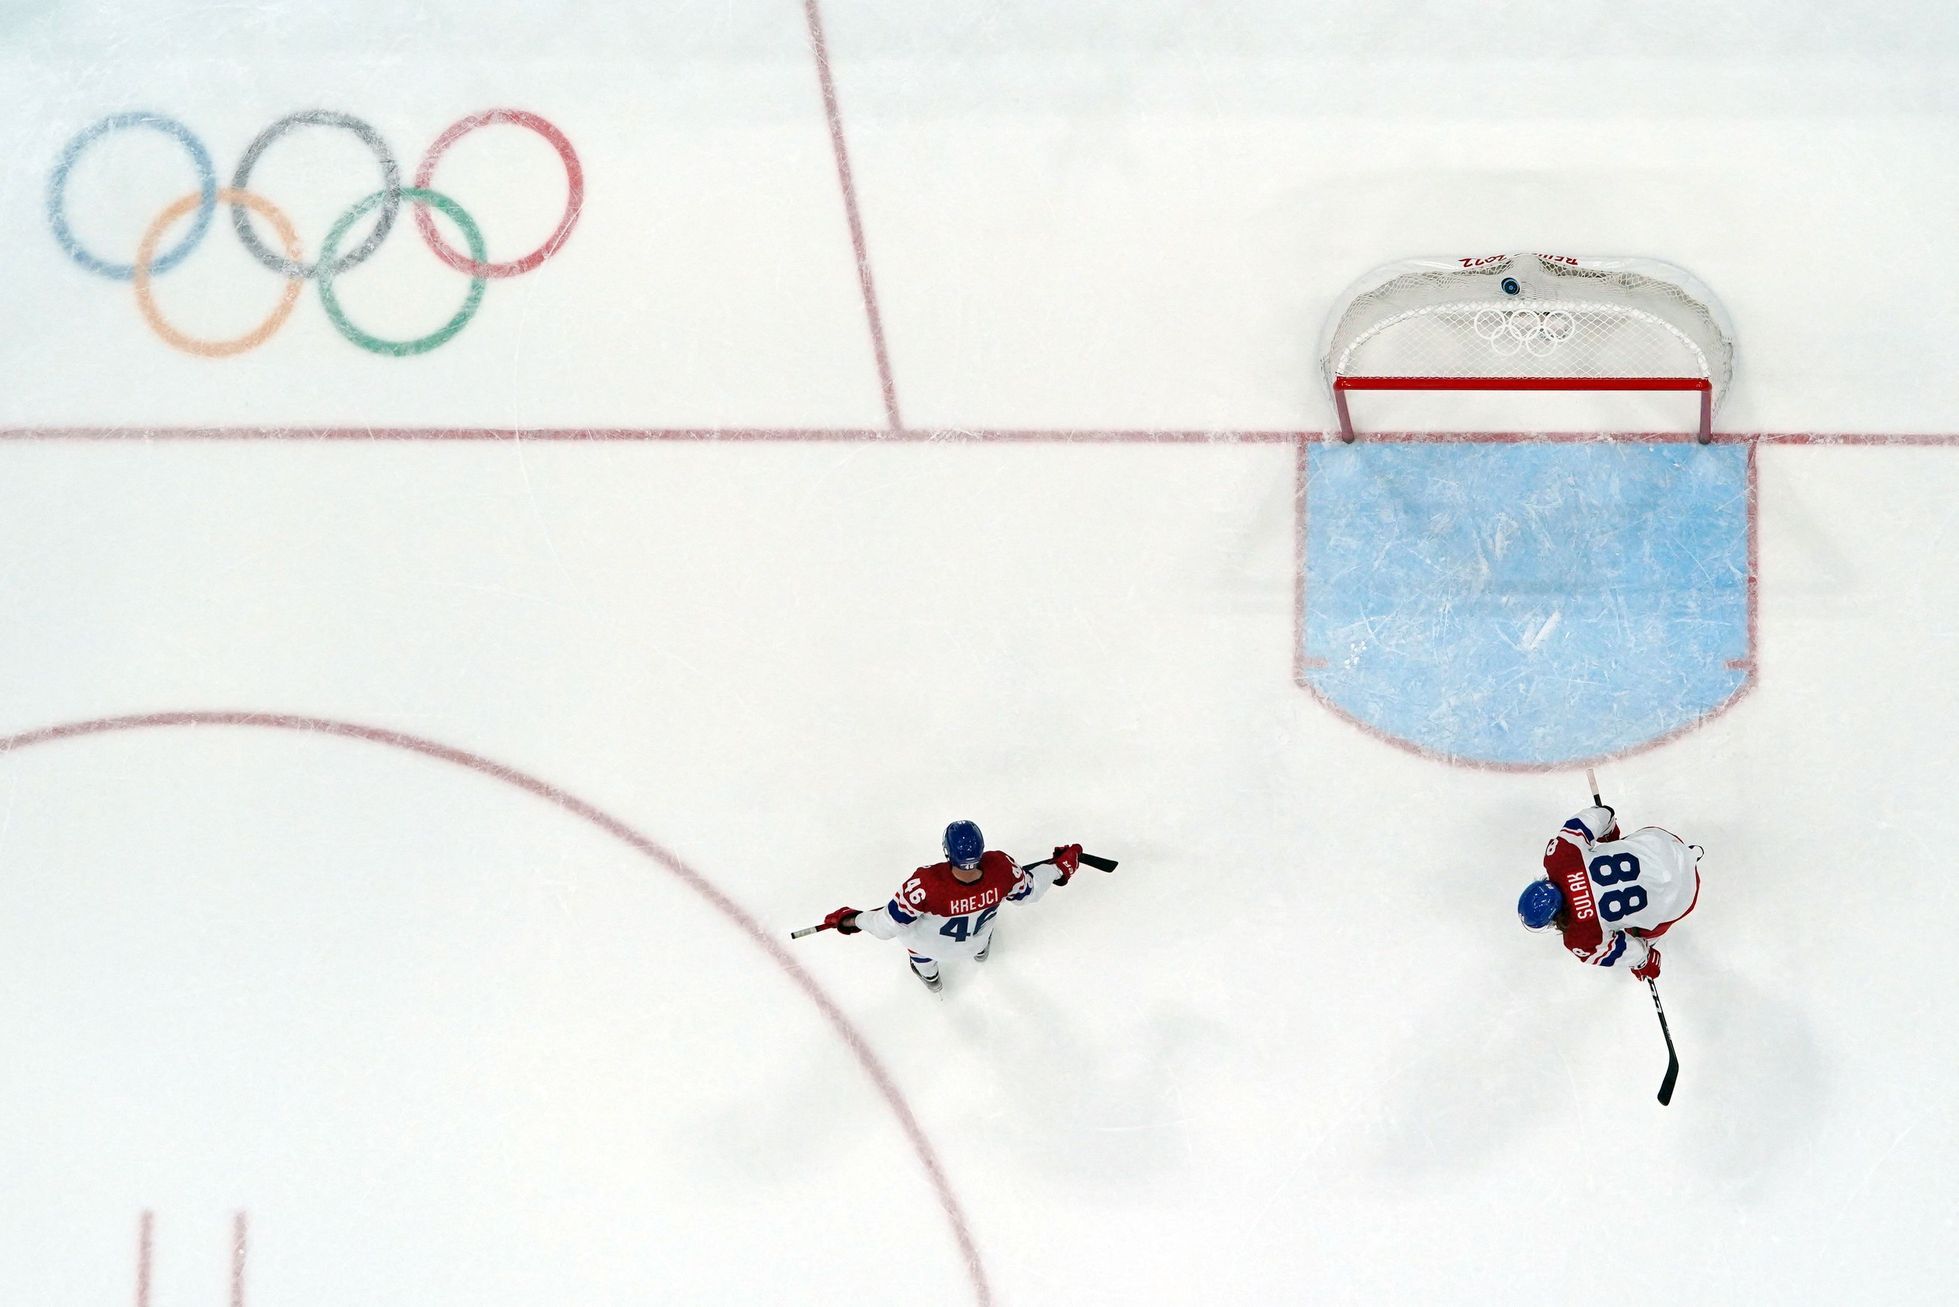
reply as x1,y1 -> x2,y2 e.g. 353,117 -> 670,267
133,188 -> 303,357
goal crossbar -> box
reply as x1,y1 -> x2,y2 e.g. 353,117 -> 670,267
1332,375 -> 1715,443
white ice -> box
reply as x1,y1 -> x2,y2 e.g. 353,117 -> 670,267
3,3 -> 1957,1304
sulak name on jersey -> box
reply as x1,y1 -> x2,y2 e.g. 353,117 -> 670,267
1557,860 -> 1594,921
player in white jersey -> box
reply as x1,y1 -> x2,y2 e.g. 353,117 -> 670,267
1517,805 -> 1702,980
819,821 -> 1080,991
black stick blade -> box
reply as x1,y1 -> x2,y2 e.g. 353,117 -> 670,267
1081,853 -> 1119,872
1647,978 -> 1679,1106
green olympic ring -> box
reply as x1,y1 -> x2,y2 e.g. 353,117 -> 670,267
318,187 -> 486,357
50,108 -> 582,358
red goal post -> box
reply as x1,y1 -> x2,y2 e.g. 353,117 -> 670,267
1320,254 -> 1736,444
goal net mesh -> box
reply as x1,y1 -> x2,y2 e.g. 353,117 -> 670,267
1321,254 -> 1736,400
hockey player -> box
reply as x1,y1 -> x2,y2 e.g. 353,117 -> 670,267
1517,804 -> 1701,982
819,821 -> 1082,991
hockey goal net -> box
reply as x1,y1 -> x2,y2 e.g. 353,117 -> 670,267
1320,253 -> 1736,442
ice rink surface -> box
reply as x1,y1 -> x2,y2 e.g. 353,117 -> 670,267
3,2 -> 1958,1303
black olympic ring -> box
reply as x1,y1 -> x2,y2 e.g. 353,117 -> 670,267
230,110 -> 400,280
46,107 -> 583,357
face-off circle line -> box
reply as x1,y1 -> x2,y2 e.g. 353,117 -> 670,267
229,109 -> 402,280
0,710 -> 993,1305
412,108 -> 583,278
134,188 -> 304,357
47,112 -> 217,280
317,186 -> 487,356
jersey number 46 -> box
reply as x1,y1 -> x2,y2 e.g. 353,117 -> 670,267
940,904 -> 1000,943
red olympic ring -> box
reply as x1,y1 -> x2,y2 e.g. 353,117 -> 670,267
413,108 -> 583,279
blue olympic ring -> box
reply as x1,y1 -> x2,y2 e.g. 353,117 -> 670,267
47,112 -> 217,280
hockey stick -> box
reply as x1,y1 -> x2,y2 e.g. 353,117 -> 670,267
1648,978 -> 1681,1106
1589,767 -> 1679,1106
1031,852 -> 1119,873
790,851 -> 1119,939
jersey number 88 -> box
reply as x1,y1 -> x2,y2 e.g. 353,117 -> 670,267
1588,852 -> 1646,922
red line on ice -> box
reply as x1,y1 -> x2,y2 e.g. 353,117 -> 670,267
803,0 -> 903,431
0,426 -> 1301,443
0,427 -> 1946,777
7,714 -> 991,1307
131,1211 -> 247,1307
1292,433 -> 1325,676
1727,440 -> 1760,673
232,1211 -> 246,1307
2,427 -> 1956,446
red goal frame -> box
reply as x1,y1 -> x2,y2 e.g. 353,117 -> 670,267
1332,375 -> 1715,444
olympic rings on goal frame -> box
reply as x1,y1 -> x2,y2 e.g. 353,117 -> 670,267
45,108 -> 582,357
1470,307 -> 1579,359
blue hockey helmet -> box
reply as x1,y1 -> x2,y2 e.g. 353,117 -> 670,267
1517,878 -> 1563,932
942,820 -> 985,869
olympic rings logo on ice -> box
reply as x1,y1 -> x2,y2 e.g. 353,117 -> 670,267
46,109 -> 583,358
1470,307 -> 1578,359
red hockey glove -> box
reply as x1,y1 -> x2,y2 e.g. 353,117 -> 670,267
1630,946 -> 1661,983
1052,844 -> 1083,885
823,907 -> 862,935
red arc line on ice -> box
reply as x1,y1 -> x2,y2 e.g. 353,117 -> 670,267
3,712 -> 990,1307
